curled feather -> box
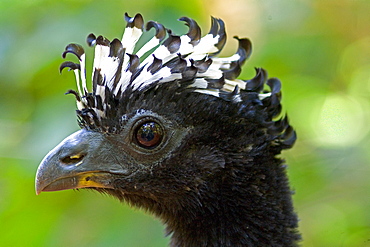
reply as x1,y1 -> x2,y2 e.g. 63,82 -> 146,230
87,33 -> 97,47
146,21 -> 166,41
59,61 -> 80,73
62,43 -> 85,60
124,13 -> 144,30
179,17 -> 201,46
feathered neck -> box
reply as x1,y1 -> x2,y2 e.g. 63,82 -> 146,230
115,144 -> 300,247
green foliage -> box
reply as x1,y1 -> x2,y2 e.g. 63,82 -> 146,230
0,0 -> 369,246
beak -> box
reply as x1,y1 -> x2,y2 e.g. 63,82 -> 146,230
35,129 -> 129,195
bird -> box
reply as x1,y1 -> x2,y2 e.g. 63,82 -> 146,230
35,13 -> 300,246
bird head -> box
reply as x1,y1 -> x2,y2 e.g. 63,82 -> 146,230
35,13 -> 296,213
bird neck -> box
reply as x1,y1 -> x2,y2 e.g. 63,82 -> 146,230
163,157 -> 300,246
166,198 -> 255,247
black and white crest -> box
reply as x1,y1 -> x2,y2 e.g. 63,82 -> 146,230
60,13 -> 295,147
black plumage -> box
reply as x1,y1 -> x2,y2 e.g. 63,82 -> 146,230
36,13 -> 300,246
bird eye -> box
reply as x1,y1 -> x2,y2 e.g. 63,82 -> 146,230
135,121 -> 163,148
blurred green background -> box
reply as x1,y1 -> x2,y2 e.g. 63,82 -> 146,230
0,0 -> 369,246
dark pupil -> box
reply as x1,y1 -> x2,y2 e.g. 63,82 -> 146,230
140,123 -> 155,141
136,122 -> 163,148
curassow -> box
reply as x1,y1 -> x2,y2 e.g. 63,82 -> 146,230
35,13 -> 300,246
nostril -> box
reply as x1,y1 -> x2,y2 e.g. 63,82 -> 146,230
60,154 -> 85,164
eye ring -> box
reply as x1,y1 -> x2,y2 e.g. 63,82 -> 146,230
134,121 -> 163,149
